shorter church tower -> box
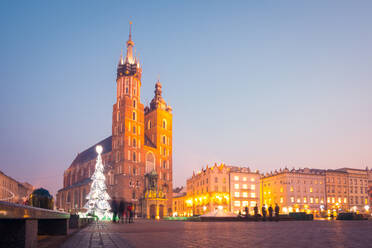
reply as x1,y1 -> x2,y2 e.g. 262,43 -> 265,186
144,81 -> 173,213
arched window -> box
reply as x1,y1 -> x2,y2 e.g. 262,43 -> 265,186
133,138 -> 136,147
132,191 -> 136,199
133,152 -> 136,162
148,120 -> 152,129
126,87 -> 129,94
117,112 -> 120,122
133,100 -> 136,108
163,160 -> 167,169
162,135 -> 166,145
163,119 -> 167,129
116,151 -> 120,162
133,112 -> 136,121
133,126 -> 136,134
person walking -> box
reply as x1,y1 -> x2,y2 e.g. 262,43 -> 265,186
262,205 -> 267,221
118,199 -> 125,224
268,205 -> 273,221
129,205 -> 134,223
254,204 -> 259,221
244,206 -> 249,219
126,205 -> 131,223
275,203 -> 280,222
111,197 -> 118,223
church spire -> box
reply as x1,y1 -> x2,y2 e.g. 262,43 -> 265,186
125,21 -> 134,64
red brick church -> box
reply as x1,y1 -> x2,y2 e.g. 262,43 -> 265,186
57,23 -> 173,218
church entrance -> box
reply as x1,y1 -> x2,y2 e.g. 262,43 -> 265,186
159,204 -> 164,218
150,204 -> 156,219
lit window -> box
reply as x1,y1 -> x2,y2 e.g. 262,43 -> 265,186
280,197 -> 283,203
310,187 -> 313,193
297,198 -> 301,203
332,197 -> 335,203
310,197 -> 313,203
291,197 -> 295,203
243,177 -> 247,181
242,184 -> 248,189
251,185 -> 255,190
234,192 -> 240,197
234,184 -> 239,189
327,197 -> 330,203
280,187 -> 283,193
242,201 -> 249,207
242,192 -> 248,198
343,198 -> 347,203
315,198 -> 319,203
234,176 -> 239,181
234,201 -> 241,207
251,193 -> 256,198
250,178 -> 255,182
303,197 -> 307,203
290,187 -> 294,192
338,197 -> 341,203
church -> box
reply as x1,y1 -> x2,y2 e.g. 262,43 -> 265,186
56,23 -> 173,218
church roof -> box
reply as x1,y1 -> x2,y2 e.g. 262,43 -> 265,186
144,135 -> 156,148
70,136 -> 112,168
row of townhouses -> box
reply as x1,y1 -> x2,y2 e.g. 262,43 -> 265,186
173,165 -> 372,217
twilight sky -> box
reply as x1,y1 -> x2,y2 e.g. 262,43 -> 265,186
1,0 -> 372,196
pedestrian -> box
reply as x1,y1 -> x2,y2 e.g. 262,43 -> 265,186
275,203 -> 280,222
126,205 -> 130,223
262,205 -> 267,221
129,205 -> 134,223
111,197 -> 118,223
254,204 -> 259,221
245,206 -> 249,219
268,205 -> 273,221
119,199 -> 125,224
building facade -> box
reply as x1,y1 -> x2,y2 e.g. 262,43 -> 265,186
172,186 -> 187,217
0,170 -> 33,204
186,164 -> 230,216
261,168 -> 326,215
229,167 -> 260,215
57,24 -> 173,218
261,167 -> 371,215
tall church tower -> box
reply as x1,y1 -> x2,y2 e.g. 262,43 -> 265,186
112,22 -> 145,202
111,22 -> 173,217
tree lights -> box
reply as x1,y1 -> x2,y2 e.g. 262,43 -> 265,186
84,145 -> 112,220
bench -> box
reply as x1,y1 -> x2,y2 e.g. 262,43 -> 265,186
0,200 -> 70,248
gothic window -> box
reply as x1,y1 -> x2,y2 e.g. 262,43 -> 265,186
133,152 -> 136,162
148,120 -> 152,129
163,160 -> 166,169
136,180 -> 139,187
116,151 -> 120,162
133,100 -> 136,108
162,135 -> 166,145
163,148 -> 166,156
163,119 -> 167,129
126,87 -> 129,94
117,112 -> 120,122
133,167 -> 136,175
133,126 -> 136,134
133,138 -> 136,147
146,152 -> 155,173
132,191 -> 136,199
133,112 -> 136,121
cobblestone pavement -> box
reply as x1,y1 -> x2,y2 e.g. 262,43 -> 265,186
61,220 -> 372,248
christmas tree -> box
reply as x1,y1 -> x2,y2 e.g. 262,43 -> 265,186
84,145 -> 112,220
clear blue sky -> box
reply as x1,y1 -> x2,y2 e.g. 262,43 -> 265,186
1,0 -> 372,196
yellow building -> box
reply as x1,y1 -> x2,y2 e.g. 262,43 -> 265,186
229,167 -> 260,215
325,170 -> 349,213
337,168 -> 369,212
172,187 -> 187,216
261,168 -> 326,215
186,164 -> 230,215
